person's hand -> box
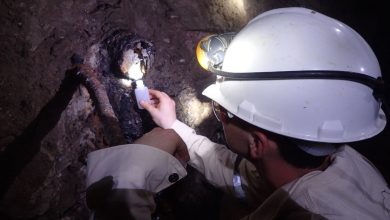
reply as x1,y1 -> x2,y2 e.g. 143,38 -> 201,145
140,89 -> 176,129
134,127 -> 189,163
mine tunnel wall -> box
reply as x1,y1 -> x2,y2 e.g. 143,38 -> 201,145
0,0 -> 389,219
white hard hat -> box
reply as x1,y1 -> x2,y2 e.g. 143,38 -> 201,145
202,7 -> 386,143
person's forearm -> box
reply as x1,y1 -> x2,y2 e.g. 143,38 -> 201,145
170,120 -> 237,188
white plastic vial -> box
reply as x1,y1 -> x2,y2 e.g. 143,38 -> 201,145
134,80 -> 150,109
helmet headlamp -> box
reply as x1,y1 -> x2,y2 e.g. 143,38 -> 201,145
196,33 -> 235,71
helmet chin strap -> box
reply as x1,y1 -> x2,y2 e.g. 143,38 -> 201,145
210,67 -> 388,121
210,67 -> 384,91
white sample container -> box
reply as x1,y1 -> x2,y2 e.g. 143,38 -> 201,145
134,80 -> 150,109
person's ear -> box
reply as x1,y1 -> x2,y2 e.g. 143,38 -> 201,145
248,130 -> 269,159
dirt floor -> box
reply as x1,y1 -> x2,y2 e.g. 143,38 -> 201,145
0,0 -> 389,219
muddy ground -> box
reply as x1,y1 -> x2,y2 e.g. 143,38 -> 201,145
0,0 -> 389,219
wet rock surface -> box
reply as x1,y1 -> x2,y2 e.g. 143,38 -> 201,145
0,0 -> 389,219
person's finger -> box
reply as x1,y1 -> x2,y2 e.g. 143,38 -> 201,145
148,89 -> 164,99
140,100 -> 158,114
148,89 -> 160,94
149,89 -> 171,102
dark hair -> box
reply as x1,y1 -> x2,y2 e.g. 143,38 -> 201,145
230,115 -> 330,169
275,135 -> 329,169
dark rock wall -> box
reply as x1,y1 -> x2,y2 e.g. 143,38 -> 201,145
0,0 -> 389,219
1,87 -> 99,219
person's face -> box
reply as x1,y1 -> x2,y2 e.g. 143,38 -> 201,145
212,101 -> 252,157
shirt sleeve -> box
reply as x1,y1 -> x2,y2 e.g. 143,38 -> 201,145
87,143 -> 187,193
86,144 -> 188,220
170,120 -> 237,187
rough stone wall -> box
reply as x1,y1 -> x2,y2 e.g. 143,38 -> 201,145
0,0 -> 133,148
0,0 -> 389,219
1,86 -> 99,219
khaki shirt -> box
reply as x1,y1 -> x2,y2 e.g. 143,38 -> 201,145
87,120 -> 390,219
